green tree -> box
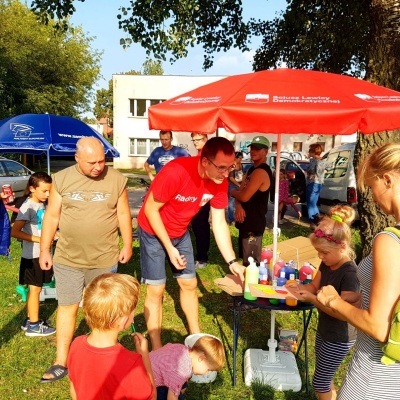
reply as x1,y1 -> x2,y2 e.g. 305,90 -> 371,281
250,1 -> 370,76
93,79 -> 113,125
31,0 -> 400,255
93,60 -> 163,126
0,0 -> 101,119
142,59 -> 164,75
31,0 -> 250,70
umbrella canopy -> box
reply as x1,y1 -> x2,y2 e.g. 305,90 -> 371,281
148,68 -> 400,264
0,113 -> 119,173
148,68 -> 400,364
149,68 -> 400,135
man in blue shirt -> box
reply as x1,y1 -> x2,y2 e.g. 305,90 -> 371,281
144,131 -> 190,181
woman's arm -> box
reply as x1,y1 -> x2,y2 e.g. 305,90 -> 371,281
317,233 -> 400,342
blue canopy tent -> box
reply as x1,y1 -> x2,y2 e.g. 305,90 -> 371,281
0,114 -> 119,173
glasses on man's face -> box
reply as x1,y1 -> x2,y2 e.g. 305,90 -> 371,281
207,158 -> 236,173
192,138 -> 204,143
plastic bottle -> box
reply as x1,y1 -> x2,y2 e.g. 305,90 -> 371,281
258,261 -> 269,285
280,262 -> 295,280
277,271 -> 287,304
285,274 -> 298,306
303,274 -> 313,285
273,258 -> 285,277
292,262 -> 300,283
299,262 -> 314,282
301,274 -> 313,305
269,278 -> 279,305
261,248 -> 273,265
244,257 -> 259,300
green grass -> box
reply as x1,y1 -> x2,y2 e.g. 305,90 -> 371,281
0,218 -> 360,399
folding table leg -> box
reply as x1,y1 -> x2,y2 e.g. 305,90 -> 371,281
232,298 -> 242,386
296,309 -> 313,394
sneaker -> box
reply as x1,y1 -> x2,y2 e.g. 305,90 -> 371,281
21,318 -> 30,331
278,219 -> 286,225
21,318 -> 50,331
25,321 -> 56,337
195,261 -> 207,269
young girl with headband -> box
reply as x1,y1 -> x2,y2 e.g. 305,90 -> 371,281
287,204 -> 360,400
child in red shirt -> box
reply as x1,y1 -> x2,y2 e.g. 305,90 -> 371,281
67,274 -> 155,400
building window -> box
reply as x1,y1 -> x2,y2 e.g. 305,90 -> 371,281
150,99 -> 163,107
129,99 -> 165,117
293,142 -> 303,152
137,100 -> 146,116
129,138 -> 160,156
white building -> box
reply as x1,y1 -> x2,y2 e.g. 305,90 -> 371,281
113,74 -> 355,169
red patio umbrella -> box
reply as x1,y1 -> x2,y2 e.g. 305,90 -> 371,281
148,68 -> 400,252
148,69 -> 400,377
149,68 -> 400,135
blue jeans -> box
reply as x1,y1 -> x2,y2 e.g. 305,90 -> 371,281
228,184 -> 237,223
157,382 -> 187,400
306,182 -> 322,222
138,226 -> 196,285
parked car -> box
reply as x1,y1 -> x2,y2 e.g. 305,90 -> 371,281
0,157 -> 33,199
319,142 -> 357,216
242,151 -> 306,174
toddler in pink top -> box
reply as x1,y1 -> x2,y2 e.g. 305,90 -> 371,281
278,169 -> 301,224
149,336 -> 225,400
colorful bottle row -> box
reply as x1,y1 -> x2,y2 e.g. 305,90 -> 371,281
243,253 -> 315,306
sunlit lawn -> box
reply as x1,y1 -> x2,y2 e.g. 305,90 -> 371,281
0,213 -> 360,399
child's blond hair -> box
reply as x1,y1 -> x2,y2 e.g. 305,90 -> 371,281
191,336 -> 225,371
309,204 -> 356,260
83,273 -> 140,330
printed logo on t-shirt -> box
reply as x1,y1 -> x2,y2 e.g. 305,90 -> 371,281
158,155 -> 175,166
175,194 -> 198,202
37,208 -> 45,231
65,191 -> 111,202
199,193 -> 213,207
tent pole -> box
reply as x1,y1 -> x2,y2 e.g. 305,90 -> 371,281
272,134 -> 282,265
268,133 -> 282,363
47,150 -> 50,175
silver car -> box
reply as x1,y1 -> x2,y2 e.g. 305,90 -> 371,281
0,157 -> 33,199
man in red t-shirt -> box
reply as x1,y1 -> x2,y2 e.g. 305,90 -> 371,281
138,137 -> 245,350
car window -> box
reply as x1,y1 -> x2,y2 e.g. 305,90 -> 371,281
324,150 -> 351,179
2,160 -> 30,177
0,161 -> 7,177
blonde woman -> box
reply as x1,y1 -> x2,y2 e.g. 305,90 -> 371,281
317,143 -> 400,399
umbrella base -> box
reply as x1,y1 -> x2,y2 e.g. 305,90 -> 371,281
244,348 -> 301,391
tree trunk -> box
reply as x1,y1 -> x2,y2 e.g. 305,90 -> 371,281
355,0 -> 400,258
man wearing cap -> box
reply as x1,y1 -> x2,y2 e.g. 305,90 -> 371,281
230,136 -> 272,266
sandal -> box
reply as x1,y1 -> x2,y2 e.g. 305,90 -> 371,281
40,364 -> 68,383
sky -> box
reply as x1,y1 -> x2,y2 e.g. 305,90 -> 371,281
70,0 -> 287,92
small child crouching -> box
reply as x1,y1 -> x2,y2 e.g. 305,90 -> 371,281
150,335 -> 225,400
67,273 -> 155,400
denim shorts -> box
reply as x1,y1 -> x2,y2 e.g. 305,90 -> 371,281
138,226 -> 196,285
54,262 -> 116,306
